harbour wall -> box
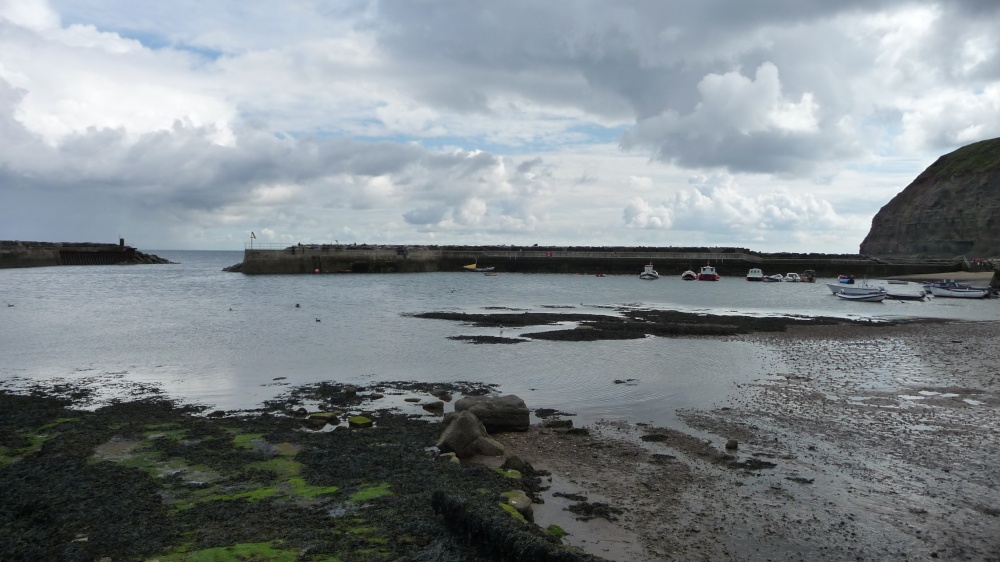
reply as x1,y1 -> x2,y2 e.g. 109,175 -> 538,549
0,240 -> 167,269
234,244 -> 971,277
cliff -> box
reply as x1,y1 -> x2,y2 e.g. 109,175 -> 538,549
860,137 -> 1000,258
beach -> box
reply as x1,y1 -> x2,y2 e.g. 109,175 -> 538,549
496,320 -> 1000,560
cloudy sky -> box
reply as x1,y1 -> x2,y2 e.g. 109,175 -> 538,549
1,1 -> 998,252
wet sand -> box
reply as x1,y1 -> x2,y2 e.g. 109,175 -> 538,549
496,320 -> 1000,560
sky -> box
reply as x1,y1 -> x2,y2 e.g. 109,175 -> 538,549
1,1 -> 998,253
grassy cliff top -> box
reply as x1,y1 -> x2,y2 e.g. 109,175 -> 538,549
920,137 -> 1000,181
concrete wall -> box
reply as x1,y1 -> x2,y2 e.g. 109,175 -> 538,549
0,241 -> 137,269
237,246 -> 958,277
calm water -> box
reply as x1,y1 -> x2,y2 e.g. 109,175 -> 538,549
1,251 -> 997,426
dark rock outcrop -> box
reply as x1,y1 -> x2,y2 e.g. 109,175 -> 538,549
860,137 -> 1000,258
436,410 -> 505,458
454,395 -> 530,433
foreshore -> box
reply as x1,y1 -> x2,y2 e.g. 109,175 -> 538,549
496,320 -> 1000,560
2,315 -> 999,560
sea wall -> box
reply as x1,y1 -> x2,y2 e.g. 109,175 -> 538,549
232,245 -> 967,277
0,240 -> 167,269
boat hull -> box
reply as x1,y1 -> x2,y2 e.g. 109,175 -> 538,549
827,283 -> 885,295
929,286 -> 989,298
836,292 -> 886,302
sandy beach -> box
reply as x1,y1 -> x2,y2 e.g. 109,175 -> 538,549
496,320 -> 1000,560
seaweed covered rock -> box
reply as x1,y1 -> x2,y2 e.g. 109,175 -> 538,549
432,490 -> 605,561
436,410 -> 505,458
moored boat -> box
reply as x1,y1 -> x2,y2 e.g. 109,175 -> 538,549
762,274 -> 783,282
802,270 -> 816,283
836,291 -> 886,302
784,272 -> 802,282
639,263 -> 660,280
826,283 -> 886,296
463,259 -> 494,272
746,268 -> 764,282
697,265 -> 721,281
885,290 -> 926,301
929,286 -> 989,298
681,270 -> 697,280
838,275 -> 855,284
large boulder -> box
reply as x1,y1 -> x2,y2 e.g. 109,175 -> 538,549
454,395 -> 529,432
436,411 -> 505,459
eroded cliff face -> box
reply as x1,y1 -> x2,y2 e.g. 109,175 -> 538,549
860,138 -> 1000,258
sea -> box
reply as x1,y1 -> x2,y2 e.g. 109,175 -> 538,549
2,250 -> 997,428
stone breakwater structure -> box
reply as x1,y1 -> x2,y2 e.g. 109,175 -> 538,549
227,243 -> 975,278
0,239 -> 171,269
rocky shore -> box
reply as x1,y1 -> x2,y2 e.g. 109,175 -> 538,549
3,314 -> 999,561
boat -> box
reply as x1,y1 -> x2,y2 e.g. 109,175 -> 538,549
784,272 -> 802,282
922,279 -> 987,292
836,291 -> 886,302
463,259 -> 494,273
483,271 -> 498,277
826,282 -> 886,296
929,286 -> 990,298
762,274 -> 783,282
885,290 -> 926,301
697,265 -> 721,281
681,270 -> 697,281
639,263 -> 660,280
746,268 -> 764,281
802,270 -> 816,283
838,275 -> 855,284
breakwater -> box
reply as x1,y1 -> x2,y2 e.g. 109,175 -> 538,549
229,244 -> 974,278
0,240 -> 170,269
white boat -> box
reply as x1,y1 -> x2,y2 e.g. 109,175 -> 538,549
697,265 -> 720,281
681,270 -> 697,280
826,283 -> 885,296
639,263 -> 660,280
836,291 -> 886,302
762,274 -> 783,282
885,290 -> 926,301
746,268 -> 764,281
784,272 -> 802,282
929,286 -> 989,298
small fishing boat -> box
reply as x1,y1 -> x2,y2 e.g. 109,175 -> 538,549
929,286 -> 989,298
639,263 -> 660,280
762,274 -> 783,282
885,290 -> 926,301
784,272 -> 802,282
838,275 -> 855,284
697,265 -> 721,281
826,282 -> 885,295
463,258 -> 494,272
836,291 -> 886,302
746,268 -> 764,282
483,271 -> 498,277
681,270 -> 697,281
802,270 -> 816,283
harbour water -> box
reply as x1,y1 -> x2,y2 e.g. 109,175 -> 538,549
1,250 -> 996,427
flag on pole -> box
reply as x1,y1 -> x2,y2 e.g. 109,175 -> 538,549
251,231 -> 256,239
